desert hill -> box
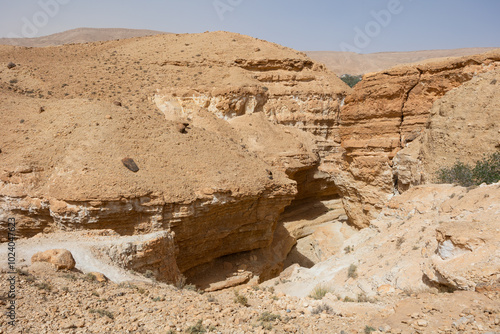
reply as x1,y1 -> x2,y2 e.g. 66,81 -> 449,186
1,27 -> 496,76
306,47 -> 498,75
0,27 -> 168,47
0,30 -> 499,333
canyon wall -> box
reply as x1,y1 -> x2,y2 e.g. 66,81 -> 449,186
329,50 -> 500,228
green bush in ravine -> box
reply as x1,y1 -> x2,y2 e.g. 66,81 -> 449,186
436,151 -> 500,187
340,74 -> 362,88
473,151 -> 500,185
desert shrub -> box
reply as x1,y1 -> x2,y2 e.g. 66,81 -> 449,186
89,308 -> 114,320
258,312 -> 281,322
340,74 -> 362,88
257,311 -> 280,329
436,161 -> 474,187
347,264 -> 358,279
34,282 -> 52,291
309,284 -> 331,300
311,303 -> 333,314
364,325 -> 376,333
186,320 -> 206,334
233,291 -> 248,306
472,151 -> 500,185
436,151 -> 500,187
143,270 -> 154,279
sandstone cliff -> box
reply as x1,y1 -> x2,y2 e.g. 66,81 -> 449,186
394,69 -> 500,190
331,50 -> 500,228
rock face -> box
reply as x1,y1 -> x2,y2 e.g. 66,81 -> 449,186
393,69 -> 500,191
31,249 -> 76,270
0,31 -> 350,284
99,231 -> 181,284
331,50 -> 500,228
270,182 -> 500,299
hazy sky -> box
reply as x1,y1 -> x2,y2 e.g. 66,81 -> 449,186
1,0 -> 499,53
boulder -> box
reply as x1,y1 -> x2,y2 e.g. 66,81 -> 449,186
31,249 -> 76,270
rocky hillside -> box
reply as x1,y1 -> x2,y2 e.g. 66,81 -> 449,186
1,31 -> 499,333
0,31 -> 350,287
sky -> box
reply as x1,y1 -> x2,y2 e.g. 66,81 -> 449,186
0,0 -> 499,53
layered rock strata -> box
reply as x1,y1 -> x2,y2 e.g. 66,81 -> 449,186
330,50 -> 500,228
0,31 -> 351,284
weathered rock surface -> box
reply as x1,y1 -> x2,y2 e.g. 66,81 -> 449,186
0,31 -> 351,284
270,182 -> 500,299
393,69 -> 500,191
330,50 -> 500,227
31,249 -> 76,270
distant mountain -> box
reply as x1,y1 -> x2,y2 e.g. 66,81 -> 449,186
306,48 -> 498,75
0,27 -> 169,47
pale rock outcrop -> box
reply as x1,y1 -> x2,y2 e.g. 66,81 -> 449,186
268,182 -> 500,299
97,230 -> 181,284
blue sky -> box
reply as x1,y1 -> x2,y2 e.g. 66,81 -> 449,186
1,0 -> 499,53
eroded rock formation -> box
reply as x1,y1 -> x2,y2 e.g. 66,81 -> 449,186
0,31 -> 350,284
393,69 -> 500,190
330,50 -> 500,228
269,182 -> 500,298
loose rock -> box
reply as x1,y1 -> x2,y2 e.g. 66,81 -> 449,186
122,157 -> 139,172
31,249 -> 76,270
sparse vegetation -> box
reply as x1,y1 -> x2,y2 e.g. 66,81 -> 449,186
144,269 -> 154,279
344,245 -> 354,254
17,269 -> 36,282
89,308 -> 114,320
311,303 -> 333,314
364,325 -> 376,333
83,273 -> 97,282
347,264 -> 358,279
186,320 -> 206,333
436,152 -> 500,187
396,236 -> 405,249
257,311 -> 281,330
340,74 -> 362,88
233,291 -> 249,306
34,282 -> 52,291
309,284 -> 332,300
